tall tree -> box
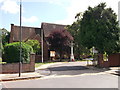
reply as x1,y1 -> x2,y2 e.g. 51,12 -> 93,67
66,13 -> 91,59
47,29 -> 73,61
78,3 -> 120,54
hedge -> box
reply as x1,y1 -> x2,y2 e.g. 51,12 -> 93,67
4,42 -> 33,63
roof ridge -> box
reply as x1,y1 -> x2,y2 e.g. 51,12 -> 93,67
42,22 -> 67,26
12,24 -> 41,29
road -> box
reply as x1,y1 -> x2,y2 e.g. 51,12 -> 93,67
1,62 -> 119,88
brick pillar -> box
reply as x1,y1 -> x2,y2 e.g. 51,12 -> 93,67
98,54 -> 104,67
30,53 -> 35,72
98,54 -> 109,68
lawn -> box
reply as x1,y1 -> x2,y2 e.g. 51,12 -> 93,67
35,59 -> 89,68
0,58 -> 7,64
35,62 -> 55,68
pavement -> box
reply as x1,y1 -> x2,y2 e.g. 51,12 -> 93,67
0,61 -> 119,82
0,62 -> 62,82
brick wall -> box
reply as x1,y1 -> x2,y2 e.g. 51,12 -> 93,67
43,40 -> 49,61
108,53 -> 120,67
35,55 -> 42,63
98,54 -> 109,68
0,54 -> 35,74
98,53 -> 120,68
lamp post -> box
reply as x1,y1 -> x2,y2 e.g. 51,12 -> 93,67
19,0 -> 22,77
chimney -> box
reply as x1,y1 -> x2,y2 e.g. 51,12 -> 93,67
9,24 -> 14,43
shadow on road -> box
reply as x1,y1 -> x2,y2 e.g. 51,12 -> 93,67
47,65 -> 110,76
48,66 -> 88,71
36,62 -> 111,76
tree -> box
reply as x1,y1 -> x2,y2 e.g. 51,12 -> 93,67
66,13 -> 91,59
0,28 -> 10,57
78,3 -> 120,54
25,39 -> 41,54
0,28 -> 10,46
47,29 -> 73,61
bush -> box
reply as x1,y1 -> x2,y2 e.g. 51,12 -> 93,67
25,39 -> 41,54
4,42 -> 33,63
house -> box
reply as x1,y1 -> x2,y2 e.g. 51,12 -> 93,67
9,22 -> 73,62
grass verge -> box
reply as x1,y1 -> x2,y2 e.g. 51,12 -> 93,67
0,58 -> 6,64
35,62 -> 55,68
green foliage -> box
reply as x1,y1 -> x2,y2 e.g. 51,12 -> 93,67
47,30 -> 73,61
77,3 -> 120,54
0,28 -> 10,59
25,39 -> 41,54
47,30 -> 73,51
4,42 -> 33,63
103,52 -> 108,61
1,28 -> 10,46
66,13 -> 91,58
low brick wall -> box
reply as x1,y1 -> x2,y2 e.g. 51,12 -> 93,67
35,55 -> 42,63
98,53 -> 120,68
0,54 -> 35,74
108,53 -> 120,67
98,54 -> 109,68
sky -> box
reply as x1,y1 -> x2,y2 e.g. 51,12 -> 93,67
0,0 -> 120,31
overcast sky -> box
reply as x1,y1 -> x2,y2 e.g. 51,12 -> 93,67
0,0 -> 120,31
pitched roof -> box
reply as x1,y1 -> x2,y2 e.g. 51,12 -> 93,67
41,22 -> 66,37
10,23 -> 73,42
41,22 -> 73,40
10,24 -> 41,42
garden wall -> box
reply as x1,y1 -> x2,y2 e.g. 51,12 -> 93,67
98,54 -> 109,68
0,54 -> 35,74
35,55 -> 42,63
98,53 -> 120,68
108,53 -> 120,67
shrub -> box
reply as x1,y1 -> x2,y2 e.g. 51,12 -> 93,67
4,42 -> 33,63
25,39 -> 41,54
